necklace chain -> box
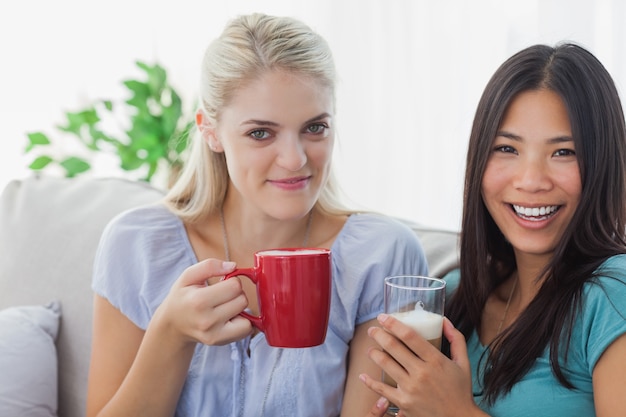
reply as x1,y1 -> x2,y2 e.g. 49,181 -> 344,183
496,278 -> 517,335
220,207 -> 313,416
219,208 -> 314,261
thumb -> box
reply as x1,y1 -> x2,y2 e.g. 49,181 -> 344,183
179,258 -> 237,287
443,317 -> 471,373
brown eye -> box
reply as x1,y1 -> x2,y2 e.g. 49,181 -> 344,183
553,148 -> 576,157
494,145 -> 517,154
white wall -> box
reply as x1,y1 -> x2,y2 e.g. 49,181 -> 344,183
1,0 -> 624,231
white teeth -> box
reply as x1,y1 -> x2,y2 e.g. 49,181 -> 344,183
513,205 -> 559,218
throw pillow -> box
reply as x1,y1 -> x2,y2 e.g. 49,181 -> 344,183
0,301 -> 61,417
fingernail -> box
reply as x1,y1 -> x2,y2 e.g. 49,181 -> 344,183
223,261 -> 236,269
376,397 -> 389,409
378,313 -> 389,323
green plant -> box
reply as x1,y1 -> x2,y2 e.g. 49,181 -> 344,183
25,61 -> 194,184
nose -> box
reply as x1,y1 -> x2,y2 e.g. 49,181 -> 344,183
276,136 -> 307,172
512,157 -> 553,192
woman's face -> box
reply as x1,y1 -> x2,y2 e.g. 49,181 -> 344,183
481,89 -> 581,261
209,70 -> 334,220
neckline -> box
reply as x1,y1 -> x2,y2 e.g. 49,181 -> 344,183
177,208 -> 359,264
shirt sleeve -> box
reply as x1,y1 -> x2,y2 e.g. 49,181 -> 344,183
581,255 -> 626,373
92,204 -> 195,329
332,214 -> 429,328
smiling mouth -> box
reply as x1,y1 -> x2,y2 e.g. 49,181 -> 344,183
512,204 -> 560,221
272,176 -> 310,184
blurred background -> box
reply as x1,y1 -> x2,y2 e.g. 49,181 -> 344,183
1,0 -> 624,232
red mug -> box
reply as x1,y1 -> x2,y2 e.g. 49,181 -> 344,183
223,248 -> 332,348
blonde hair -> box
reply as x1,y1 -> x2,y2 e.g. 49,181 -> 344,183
165,13 -> 351,221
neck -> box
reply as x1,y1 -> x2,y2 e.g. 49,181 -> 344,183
513,259 -> 550,308
220,207 -> 314,263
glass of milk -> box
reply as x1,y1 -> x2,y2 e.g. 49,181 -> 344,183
382,275 -> 446,416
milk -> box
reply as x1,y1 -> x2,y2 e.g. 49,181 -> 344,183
259,249 -> 327,256
391,307 -> 443,343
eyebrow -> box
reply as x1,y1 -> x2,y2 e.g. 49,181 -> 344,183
496,130 -> 574,144
240,112 -> 332,127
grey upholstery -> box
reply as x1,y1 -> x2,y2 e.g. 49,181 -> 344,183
0,176 -> 459,417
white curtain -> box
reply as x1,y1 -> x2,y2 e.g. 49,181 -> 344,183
1,0 -> 624,231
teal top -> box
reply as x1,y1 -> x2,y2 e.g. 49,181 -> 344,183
444,255 -> 626,417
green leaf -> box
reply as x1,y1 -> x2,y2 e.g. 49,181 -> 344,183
161,91 -> 183,139
117,144 -> 145,171
25,132 -> 51,153
127,121 -> 163,150
171,123 -> 192,154
144,161 -> 158,182
138,61 -> 167,95
58,108 -> 100,138
23,59 -> 194,186
28,155 -> 53,170
124,80 -> 151,105
146,143 -> 166,163
59,157 -> 91,177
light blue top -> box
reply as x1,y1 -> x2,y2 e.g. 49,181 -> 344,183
92,204 -> 428,417
444,255 -> 626,417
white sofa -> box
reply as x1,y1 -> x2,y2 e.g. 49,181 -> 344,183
0,176 -> 459,417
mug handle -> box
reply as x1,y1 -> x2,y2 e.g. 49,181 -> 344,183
222,268 -> 264,331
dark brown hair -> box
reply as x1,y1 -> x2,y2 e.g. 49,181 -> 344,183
445,43 -> 626,404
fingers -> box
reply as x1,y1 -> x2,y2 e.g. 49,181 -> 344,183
363,316 -> 477,416
358,372 -> 395,412
366,326 -> 412,385
443,317 -> 470,373
208,314 -> 253,345
187,278 -> 253,346
363,396 -> 389,417
375,313 -> 438,362
203,276 -> 247,307
157,258 -> 253,346
178,258 -> 237,287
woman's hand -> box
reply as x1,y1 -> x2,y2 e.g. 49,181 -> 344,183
152,258 -> 253,348
87,258 -> 252,417
363,397 -> 390,417
359,315 -> 483,417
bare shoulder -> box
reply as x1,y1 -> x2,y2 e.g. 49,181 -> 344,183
593,332 -> 626,416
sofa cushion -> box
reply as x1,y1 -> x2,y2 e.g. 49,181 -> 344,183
0,176 -> 164,417
0,301 -> 61,417
0,175 -> 460,417
398,219 -> 460,279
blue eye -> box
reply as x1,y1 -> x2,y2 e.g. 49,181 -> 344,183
249,130 -> 270,140
306,123 -> 328,135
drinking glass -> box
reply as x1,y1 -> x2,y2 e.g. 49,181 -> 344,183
383,275 -> 446,416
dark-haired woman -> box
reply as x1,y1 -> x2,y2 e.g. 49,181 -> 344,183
361,42 -> 626,417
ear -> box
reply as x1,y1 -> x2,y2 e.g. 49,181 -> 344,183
196,110 -> 223,152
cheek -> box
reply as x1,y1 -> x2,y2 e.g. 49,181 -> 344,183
307,142 -> 333,168
559,168 -> 582,200
481,164 -> 508,215
223,151 -> 254,186
481,164 -> 504,197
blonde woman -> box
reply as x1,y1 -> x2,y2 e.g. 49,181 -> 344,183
86,13 -> 427,417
